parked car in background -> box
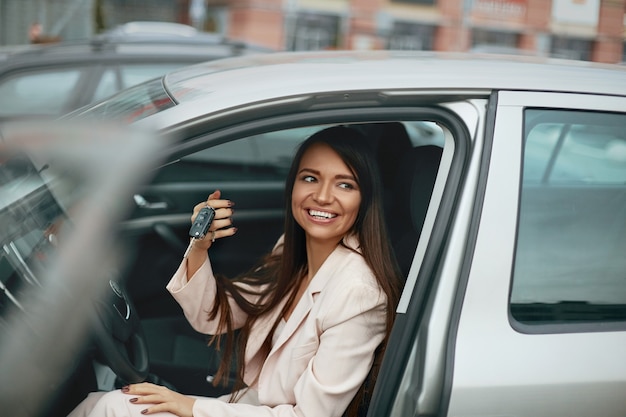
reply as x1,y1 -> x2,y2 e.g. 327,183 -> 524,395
1,50 -> 625,417
0,27 -> 269,123
104,21 -> 215,40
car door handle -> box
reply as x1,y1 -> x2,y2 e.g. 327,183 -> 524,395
133,194 -> 168,210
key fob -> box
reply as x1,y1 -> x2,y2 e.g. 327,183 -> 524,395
189,206 -> 215,239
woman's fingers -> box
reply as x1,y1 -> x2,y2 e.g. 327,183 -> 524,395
188,190 -> 238,249
191,189 -> 234,223
123,384 -> 195,417
122,382 -> 161,395
210,224 -> 238,243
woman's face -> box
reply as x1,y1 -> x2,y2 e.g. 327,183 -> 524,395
291,142 -> 362,246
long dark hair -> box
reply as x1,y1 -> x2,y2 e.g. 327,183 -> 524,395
209,125 -> 402,415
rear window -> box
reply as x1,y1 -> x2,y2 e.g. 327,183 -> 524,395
510,109 -> 626,328
71,78 -> 175,123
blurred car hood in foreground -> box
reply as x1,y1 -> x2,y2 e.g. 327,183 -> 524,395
0,121 -> 167,417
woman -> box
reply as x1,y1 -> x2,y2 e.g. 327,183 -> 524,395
79,125 -> 402,417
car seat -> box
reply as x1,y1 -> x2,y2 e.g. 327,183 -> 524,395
356,121 -> 443,278
386,144 -> 443,277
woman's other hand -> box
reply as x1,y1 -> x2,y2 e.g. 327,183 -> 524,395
122,383 -> 195,416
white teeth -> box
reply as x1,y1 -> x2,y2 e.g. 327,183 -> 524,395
309,209 -> 336,219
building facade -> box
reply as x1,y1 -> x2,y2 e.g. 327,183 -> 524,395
221,0 -> 625,63
1,0 -> 624,63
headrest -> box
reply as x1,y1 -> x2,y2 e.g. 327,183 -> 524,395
392,145 -> 443,236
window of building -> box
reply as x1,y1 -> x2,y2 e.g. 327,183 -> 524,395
471,28 -> 519,50
550,36 -> 592,61
510,109 -> 626,327
387,21 -> 435,51
391,0 -> 436,5
290,13 -> 340,51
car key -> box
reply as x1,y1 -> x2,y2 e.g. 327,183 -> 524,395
183,206 -> 215,258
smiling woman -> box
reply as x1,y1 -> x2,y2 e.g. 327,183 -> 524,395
291,134 -> 363,261
71,125 -> 402,417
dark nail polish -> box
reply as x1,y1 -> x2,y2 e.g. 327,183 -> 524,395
121,386 -> 129,393
141,409 -> 148,414
130,398 -> 137,403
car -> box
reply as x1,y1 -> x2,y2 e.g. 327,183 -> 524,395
104,21 -> 204,39
0,30 -> 267,123
2,50 -> 626,417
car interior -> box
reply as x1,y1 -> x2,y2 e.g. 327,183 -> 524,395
0,119 -> 448,417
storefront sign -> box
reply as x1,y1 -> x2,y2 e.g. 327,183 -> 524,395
472,0 -> 527,20
551,0 -> 600,26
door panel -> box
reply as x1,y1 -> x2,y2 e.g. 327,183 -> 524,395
448,92 -> 626,416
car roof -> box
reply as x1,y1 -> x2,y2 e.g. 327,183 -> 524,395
142,50 -> 626,127
0,34 -> 265,69
166,50 -> 626,96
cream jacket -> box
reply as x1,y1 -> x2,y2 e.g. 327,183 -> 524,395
166,237 -> 387,417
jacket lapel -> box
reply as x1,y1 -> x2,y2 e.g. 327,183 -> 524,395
245,236 -> 361,366
268,241 -> 355,355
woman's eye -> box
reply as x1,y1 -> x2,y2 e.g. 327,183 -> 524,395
302,175 -> 316,183
338,182 -> 355,190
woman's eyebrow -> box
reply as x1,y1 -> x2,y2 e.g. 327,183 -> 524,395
298,168 -> 357,182
298,168 -> 320,175
335,174 -> 357,181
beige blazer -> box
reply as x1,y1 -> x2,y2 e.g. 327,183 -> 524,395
166,237 -> 387,417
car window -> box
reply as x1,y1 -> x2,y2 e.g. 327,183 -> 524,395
75,78 -> 176,123
0,68 -> 84,117
510,109 -> 626,326
92,69 -> 120,103
522,113 -> 626,184
119,64 -> 185,89
92,64 -> 193,104
153,121 -> 445,184
152,126 -> 327,183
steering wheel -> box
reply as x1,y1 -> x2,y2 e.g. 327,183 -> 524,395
93,279 -> 149,383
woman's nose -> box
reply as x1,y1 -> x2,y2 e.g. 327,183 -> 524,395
313,182 -> 333,204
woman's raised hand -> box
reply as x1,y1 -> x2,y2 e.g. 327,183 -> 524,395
190,190 -> 237,252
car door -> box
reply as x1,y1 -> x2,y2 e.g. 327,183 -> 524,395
445,91 -> 626,416
118,99 -> 479,400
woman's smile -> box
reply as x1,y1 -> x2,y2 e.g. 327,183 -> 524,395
308,209 -> 338,221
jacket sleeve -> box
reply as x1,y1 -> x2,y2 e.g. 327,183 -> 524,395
165,235 -> 284,335
166,257 -> 249,334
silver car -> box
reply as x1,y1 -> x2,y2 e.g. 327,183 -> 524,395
2,50 -> 626,416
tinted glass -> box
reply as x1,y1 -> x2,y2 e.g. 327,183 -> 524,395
92,69 -> 120,103
92,64 -> 185,104
153,126 -> 325,183
119,64 -> 184,89
73,78 -> 175,123
153,121 -> 444,184
0,68 -> 84,117
511,109 -> 626,325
